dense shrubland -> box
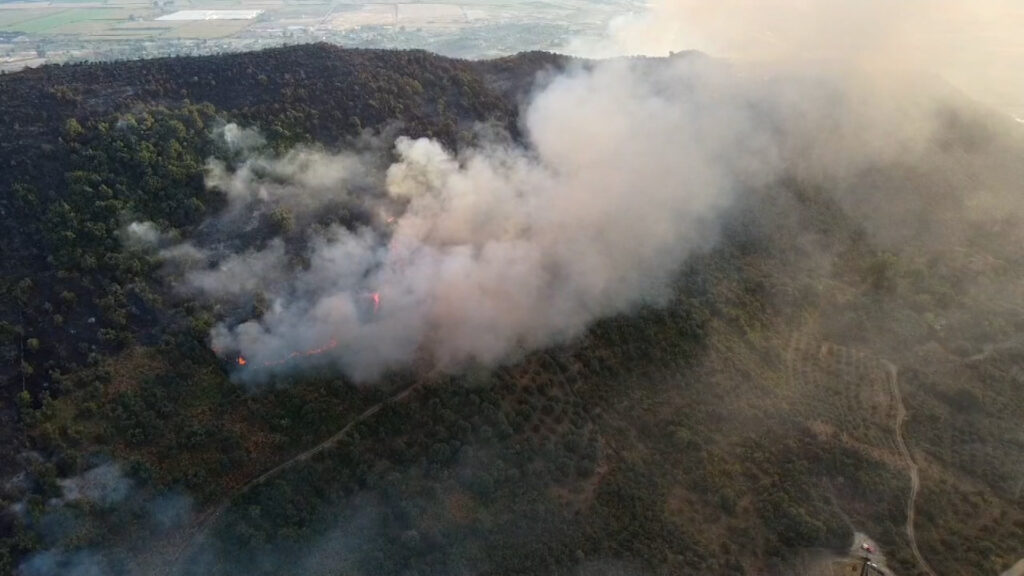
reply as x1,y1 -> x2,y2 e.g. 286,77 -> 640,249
1,44 -> 1021,576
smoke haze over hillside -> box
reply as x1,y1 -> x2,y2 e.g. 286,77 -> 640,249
118,0 -> 1021,386
169,45 -> 1023,383
7,3 -> 1024,576
190,57 -> 765,381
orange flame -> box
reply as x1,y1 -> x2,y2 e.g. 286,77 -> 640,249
261,337 -> 339,367
224,293 -> 380,369
224,338 -> 340,369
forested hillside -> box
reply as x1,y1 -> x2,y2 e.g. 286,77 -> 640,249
0,45 -> 545,573
0,43 -> 538,431
1,44 -> 1021,576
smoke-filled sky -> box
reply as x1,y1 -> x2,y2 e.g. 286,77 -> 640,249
566,0 -> 1024,119
147,0 -> 1024,384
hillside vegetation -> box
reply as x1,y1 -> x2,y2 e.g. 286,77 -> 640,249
1,44 -> 1021,576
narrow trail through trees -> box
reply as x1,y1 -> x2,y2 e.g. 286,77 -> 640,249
786,334 -> 936,576
165,380 -> 422,575
883,360 -> 937,576
169,338 -> 943,576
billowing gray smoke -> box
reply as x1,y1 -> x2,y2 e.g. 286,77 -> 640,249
170,56 -> 968,383
565,0 -> 1024,119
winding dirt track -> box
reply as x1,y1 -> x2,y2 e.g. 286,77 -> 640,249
245,382 -> 420,489
166,381 -> 421,574
1000,558 -> 1024,576
169,345 -> 942,575
882,360 -> 937,576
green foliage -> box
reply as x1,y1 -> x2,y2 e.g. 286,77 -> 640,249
47,106 -> 216,273
268,207 -> 294,234
64,117 -> 83,140
1,46 -> 1021,576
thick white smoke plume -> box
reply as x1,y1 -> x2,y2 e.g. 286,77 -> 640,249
567,0 -> 1024,118
124,221 -> 162,247
175,52 -> 976,383
184,58 -> 791,381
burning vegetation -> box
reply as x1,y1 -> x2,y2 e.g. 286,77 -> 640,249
219,292 -> 382,370
3,3 -> 1024,574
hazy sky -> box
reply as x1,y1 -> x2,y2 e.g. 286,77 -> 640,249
568,0 -> 1024,118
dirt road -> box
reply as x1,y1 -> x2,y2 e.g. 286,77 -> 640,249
1000,558 -> 1024,576
882,360 -> 937,576
244,382 -> 419,489
165,381 -> 421,574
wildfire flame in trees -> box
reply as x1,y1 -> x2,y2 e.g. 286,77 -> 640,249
261,337 -> 340,367
224,292 -> 380,369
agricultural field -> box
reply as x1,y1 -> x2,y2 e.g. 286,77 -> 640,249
0,4 -> 156,33
161,18 -> 259,39
0,0 -> 641,69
